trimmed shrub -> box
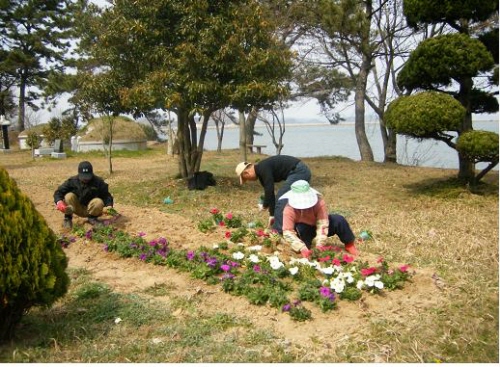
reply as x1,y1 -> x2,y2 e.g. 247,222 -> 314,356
456,130 -> 499,162
0,167 -> 69,342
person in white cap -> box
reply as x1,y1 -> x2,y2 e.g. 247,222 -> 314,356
279,180 -> 359,258
235,155 -> 311,233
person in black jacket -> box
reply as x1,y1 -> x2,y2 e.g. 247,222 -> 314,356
53,161 -> 114,229
235,155 -> 311,233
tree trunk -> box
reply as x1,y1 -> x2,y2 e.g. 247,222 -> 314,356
17,74 -> 26,132
354,63 -> 374,161
457,76 -> 475,183
239,110 -> 248,162
177,108 -> 189,178
245,107 -> 258,146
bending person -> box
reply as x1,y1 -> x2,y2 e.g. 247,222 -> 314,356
235,155 -> 311,233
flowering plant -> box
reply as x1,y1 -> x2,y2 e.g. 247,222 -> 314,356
72,211 -> 413,322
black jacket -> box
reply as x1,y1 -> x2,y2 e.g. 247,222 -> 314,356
254,155 -> 300,215
54,175 -> 114,207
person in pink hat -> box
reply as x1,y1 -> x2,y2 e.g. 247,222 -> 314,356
279,180 -> 359,258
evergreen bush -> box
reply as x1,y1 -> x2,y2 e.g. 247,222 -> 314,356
0,167 -> 69,342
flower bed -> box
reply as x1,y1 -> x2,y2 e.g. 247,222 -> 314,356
60,208 -> 412,321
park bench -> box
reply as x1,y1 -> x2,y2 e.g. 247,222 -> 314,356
247,144 -> 267,154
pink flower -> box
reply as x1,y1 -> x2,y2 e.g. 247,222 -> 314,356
318,255 -> 331,263
399,264 -> 409,272
332,258 -> 341,266
220,264 -> 230,272
377,256 -> 384,263
218,221 -> 225,227
210,208 -> 219,215
342,254 -> 354,263
224,231 -> 231,239
256,229 -> 266,237
361,267 -> 377,276
225,213 -> 233,219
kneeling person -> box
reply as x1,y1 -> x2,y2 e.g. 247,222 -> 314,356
54,161 -> 114,229
279,180 -> 359,258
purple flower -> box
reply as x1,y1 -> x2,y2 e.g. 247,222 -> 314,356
230,261 -> 240,268
187,251 -> 195,261
206,257 -> 218,268
156,248 -> 168,257
319,286 -> 332,298
129,242 -> 138,249
139,253 -> 147,261
282,304 -> 291,312
85,230 -> 93,239
103,245 -> 109,252
149,240 -> 157,246
221,273 -> 235,280
253,265 -> 261,273
158,237 -> 168,245
221,264 -> 231,272
138,232 -> 146,237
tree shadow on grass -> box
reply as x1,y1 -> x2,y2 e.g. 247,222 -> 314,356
403,176 -> 499,199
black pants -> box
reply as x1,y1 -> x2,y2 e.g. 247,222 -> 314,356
295,214 -> 356,249
272,161 -> 311,233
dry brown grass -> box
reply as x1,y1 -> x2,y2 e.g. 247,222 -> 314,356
1,144 -> 498,362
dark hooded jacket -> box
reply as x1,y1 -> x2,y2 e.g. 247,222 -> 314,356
54,175 -> 113,207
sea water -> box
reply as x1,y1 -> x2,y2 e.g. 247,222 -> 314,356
200,120 -> 499,171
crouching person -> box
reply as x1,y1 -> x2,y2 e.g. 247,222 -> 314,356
53,161 -> 114,229
279,180 -> 359,258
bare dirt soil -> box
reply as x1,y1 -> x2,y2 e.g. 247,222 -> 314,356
3,148 -> 473,361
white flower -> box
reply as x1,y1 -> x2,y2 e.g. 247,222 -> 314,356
330,277 -> 345,293
247,245 -> 262,252
319,266 -> 336,276
212,244 -> 219,249
289,267 -> 299,276
232,251 -> 245,260
356,280 -> 364,290
114,317 -> 122,324
267,255 -> 284,270
342,271 -> 355,284
374,281 -> 384,289
248,254 -> 260,263
365,274 -> 382,288
333,265 -> 343,273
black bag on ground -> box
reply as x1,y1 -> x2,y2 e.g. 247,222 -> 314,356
188,171 -> 216,190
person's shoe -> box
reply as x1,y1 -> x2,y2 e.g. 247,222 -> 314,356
65,205 -> 74,216
87,216 -> 101,226
63,217 -> 73,229
344,242 -> 359,256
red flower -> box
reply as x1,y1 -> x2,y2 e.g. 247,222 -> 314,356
224,231 -> 231,239
225,213 -> 233,219
318,255 -> 331,262
218,221 -> 225,227
210,208 -> 219,214
377,256 -> 384,263
342,254 -> 354,263
332,258 -> 341,266
361,267 -> 377,276
256,229 -> 268,237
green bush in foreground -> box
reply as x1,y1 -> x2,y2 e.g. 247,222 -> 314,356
0,167 -> 69,343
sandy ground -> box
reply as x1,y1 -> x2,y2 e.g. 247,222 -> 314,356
5,154 -> 445,361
